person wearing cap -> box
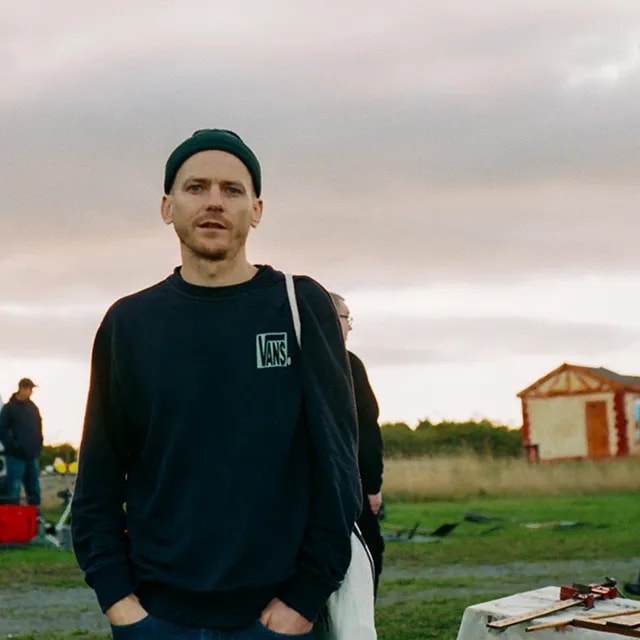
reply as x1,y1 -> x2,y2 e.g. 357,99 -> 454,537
71,129 -> 361,639
329,292 -> 385,598
0,378 -> 44,507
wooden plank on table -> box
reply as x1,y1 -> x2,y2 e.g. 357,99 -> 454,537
606,613 -> 640,628
526,608 -> 640,632
582,609 -> 640,622
487,599 -> 580,629
572,618 -> 640,638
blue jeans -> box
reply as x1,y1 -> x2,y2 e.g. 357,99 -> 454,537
110,615 -> 314,639
4,456 -> 41,506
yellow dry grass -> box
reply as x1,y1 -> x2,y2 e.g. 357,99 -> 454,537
383,454 -> 640,500
37,455 -> 640,507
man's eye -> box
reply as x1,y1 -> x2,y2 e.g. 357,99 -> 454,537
226,186 -> 242,195
187,184 -> 202,193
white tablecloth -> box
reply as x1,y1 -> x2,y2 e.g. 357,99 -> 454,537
456,586 -> 640,640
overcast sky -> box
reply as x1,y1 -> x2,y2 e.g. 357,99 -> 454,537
2,1 -> 640,444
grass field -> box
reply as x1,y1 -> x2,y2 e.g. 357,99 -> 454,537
3,482 -> 640,640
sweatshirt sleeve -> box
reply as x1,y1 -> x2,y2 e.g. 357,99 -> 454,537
71,311 -> 137,612
348,352 -> 384,496
277,277 -> 362,622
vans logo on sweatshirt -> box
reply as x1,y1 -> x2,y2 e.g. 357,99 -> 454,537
256,333 -> 291,368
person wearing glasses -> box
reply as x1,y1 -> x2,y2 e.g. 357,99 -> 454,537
330,292 -> 385,597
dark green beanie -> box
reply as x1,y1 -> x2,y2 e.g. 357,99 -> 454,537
164,129 -> 261,196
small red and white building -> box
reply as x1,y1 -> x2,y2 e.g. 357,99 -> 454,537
517,363 -> 640,462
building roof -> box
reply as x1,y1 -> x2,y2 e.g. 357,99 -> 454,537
518,363 -> 640,398
583,366 -> 640,387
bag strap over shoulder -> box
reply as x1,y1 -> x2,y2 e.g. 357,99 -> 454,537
284,272 -> 376,582
285,273 -> 302,348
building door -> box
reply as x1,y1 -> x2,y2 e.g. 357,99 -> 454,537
585,400 -> 609,458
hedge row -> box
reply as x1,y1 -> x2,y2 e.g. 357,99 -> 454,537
381,419 -> 523,458
38,419 -> 523,468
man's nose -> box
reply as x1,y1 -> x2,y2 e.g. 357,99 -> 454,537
205,186 -> 224,207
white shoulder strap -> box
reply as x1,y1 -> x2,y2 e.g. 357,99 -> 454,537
285,273 -> 375,583
285,273 -> 301,348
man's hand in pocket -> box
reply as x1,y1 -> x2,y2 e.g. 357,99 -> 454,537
105,594 -> 148,626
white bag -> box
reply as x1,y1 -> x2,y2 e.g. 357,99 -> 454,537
284,274 -> 378,640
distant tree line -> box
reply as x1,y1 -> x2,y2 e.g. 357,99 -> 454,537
381,419 -> 522,458
40,443 -> 77,469
39,419 -> 522,468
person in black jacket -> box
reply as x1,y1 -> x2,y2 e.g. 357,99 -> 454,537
330,292 -> 385,597
71,129 -> 361,640
0,378 -> 43,507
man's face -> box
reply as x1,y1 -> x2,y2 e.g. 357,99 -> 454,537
160,150 -> 263,262
336,300 -> 352,342
18,386 -> 33,400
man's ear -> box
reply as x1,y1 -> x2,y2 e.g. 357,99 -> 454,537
250,198 -> 263,228
160,195 -> 173,225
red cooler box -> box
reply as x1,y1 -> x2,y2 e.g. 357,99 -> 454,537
0,505 -> 38,544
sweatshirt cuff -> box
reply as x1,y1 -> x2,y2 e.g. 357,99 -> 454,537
278,569 -> 337,622
86,561 -> 137,613
362,482 -> 382,495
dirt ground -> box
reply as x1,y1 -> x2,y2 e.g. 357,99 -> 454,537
39,474 -> 76,511
2,556 -> 640,636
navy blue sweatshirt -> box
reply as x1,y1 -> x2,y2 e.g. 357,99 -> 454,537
71,266 -> 361,629
0,393 -> 43,460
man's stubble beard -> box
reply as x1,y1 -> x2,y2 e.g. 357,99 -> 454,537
177,225 -> 249,263
181,237 -> 229,262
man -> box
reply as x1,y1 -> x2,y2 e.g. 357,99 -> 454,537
71,129 -> 362,639
330,293 -> 385,597
0,378 -> 44,507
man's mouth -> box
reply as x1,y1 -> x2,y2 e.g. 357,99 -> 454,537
198,221 -> 226,230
